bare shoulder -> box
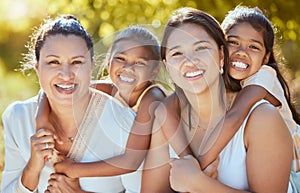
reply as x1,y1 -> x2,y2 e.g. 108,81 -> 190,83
244,102 -> 292,148
139,86 -> 167,108
90,81 -> 115,95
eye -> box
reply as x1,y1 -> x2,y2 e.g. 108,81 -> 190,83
114,55 -> 126,62
227,40 -> 239,46
195,45 -> 207,51
249,44 -> 261,51
48,60 -> 60,65
171,51 -> 182,57
72,60 -> 83,65
135,60 -> 147,66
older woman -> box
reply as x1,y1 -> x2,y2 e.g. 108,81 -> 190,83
141,7 -> 293,193
1,15 -> 138,193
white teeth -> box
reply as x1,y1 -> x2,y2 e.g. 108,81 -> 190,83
56,84 -> 75,90
232,62 -> 248,69
185,70 -> 204,78
120,75 -> 134,83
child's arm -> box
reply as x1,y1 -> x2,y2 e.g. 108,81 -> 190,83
90,80 -> 116,95
36,92 -> 51,130
54,87 -> 166,178
36,92 -> 62,145
199,85 -> 269,168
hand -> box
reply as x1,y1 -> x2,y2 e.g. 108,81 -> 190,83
45,173 -> 84,193
27,128 -> 56,174
54,155 -> 78,178
169,155 -> 202,192
36,122 -> 63,145
203,157 -> 219,179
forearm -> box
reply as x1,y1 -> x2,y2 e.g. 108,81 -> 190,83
72,152 -> 146,178
188,173 -> 249,193
21,163 -> 41,191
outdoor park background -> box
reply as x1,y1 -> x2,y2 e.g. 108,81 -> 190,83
0,0 -> 300,186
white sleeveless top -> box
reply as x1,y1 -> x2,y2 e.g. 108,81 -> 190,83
218,100 -> 293,192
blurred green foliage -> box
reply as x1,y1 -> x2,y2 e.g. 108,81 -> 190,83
0,0 -> 300,185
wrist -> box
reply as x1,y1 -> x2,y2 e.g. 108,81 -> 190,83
24,161 -> 41,176
187,170 -> 206,193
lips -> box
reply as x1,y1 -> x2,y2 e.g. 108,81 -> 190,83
119,74 -> 135,83
184,69 -> 205,79
55,83 -> 77,94
231,61 -> 249,70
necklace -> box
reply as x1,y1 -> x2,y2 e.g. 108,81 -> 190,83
49,116 -> 77,144
66,137 -> 75,143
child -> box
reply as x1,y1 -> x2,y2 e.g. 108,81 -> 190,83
219,6 -> 300,191
192,6 -> 300,192
36,26 -> 167,181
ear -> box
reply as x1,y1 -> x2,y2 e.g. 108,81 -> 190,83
151,65 -> 160,79
219,46 -> 224,69
263,52 -> 270,65
106,54 -> 111,70
163,59 -> 170,72
35,62 -> 39,70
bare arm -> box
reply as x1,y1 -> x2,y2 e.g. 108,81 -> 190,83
199,85 -> 269,168
36,92 -> 51,130
90,81 -> 115,96
54,87 -> 166,178
141,101 -> 176,193
160,95 -> 194,158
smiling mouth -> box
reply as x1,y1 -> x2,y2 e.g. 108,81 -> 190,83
184,70 -> 204,78
55,84 -> 77,94
231,61 -> 249,70
119,75 -> 135,83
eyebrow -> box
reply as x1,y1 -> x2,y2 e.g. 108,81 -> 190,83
227,35 -> 264,47
114,52 -> 150,61
168,40 -> 210,51
46,55 -> 86,59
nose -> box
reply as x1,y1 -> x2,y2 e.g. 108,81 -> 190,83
184,54 -> 198,67
234,44 -> 247,57
123,60 -> 135,70
59,64 -> 75,79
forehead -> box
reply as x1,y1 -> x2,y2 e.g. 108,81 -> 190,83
166,23 -> 213,48
112,39 -> 155,57
41,34 -> 90,56
227,22 -> 265,43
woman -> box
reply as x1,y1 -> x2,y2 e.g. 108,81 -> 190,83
1,15 -> 139,193
141,7 -> 293,193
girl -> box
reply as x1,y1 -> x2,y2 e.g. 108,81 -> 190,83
195,5 -> 300,177
219,5 -> 300,191
36,26 -> 166,192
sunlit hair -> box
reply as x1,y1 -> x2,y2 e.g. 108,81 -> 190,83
21,15 -> 93,72
222,6 -> 300,123
110,25 -> 160,66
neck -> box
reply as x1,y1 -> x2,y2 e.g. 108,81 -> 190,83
48,90 -> 91,134
118,81 -> 152,107
184,78 -> 226,127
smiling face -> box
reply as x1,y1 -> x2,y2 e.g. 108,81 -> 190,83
164,23 -> 224,94
36,34 -> 93,106
108,39 -> 158,95
227,22 -> 270,80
